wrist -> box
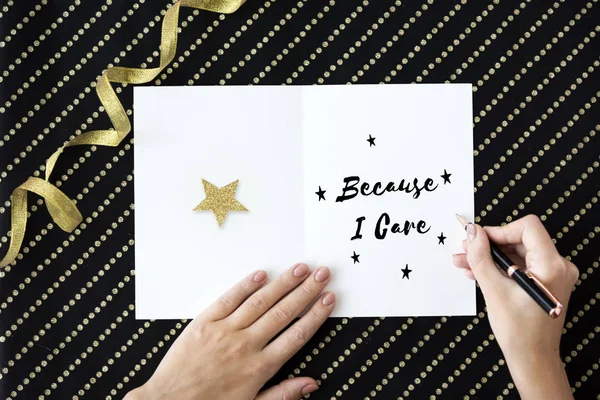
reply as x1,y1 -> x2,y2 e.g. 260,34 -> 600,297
124,385 -> 151,400
506,355 -> 572,400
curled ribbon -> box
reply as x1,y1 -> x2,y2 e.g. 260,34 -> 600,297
0,0 -> 245,269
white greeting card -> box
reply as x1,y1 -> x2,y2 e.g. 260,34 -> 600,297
134,84 -> 475,319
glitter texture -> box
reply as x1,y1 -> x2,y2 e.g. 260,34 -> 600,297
193,179 -> 248,227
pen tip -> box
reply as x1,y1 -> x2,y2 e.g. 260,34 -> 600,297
455,214 -> 470,228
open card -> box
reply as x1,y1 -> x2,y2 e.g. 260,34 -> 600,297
134,84 -> 475,319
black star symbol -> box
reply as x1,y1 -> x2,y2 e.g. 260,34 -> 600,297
401,264 -> 412,279
367,134 -> 376,147
315,186 -> 326,201
441,169 -> 452,184
437,232 -> 446,245
400,264 -> 412,279
351,251 -> 360,264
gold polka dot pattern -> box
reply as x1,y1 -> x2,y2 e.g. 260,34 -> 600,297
0,1 -> 598,398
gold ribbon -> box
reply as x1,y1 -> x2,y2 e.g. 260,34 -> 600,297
0,0 -> 245,269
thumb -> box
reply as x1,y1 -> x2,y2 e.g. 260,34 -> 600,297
256,377 -> 319,400
465,223 -> 509,295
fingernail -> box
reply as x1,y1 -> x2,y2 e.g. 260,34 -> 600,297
315,267 -> 330,282
322,292 -> 335,306
293,263 -> 309,277
301,384 -> 319,395
253,270 -> 267,282
466,223 -> 477,241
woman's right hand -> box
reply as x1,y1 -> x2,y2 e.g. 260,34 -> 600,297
452,215 -> 578,400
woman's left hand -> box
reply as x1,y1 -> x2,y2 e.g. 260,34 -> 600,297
124,263 -> 335,400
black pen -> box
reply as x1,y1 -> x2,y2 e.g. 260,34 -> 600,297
456,214 -> 563,318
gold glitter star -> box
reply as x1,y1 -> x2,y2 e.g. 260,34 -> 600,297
193,179 -> 248,227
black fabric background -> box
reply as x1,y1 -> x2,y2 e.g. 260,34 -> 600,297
0,0 -> 598,398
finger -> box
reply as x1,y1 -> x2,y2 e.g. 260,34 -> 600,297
264,292 -> 335,363
452,253 -> 469,269
499,243 -> 527,259
452,253 -> 475,280
464,269 -> 476,280
464,237 -> 524,257
251,267 -> 331,343
465,224 -> 510,295
483,215 -> 559,263
483,227 -> 527,257
256,377 -> 319,400
201,270 -> 268,321
454,251 -> 524,269
229,263 -> 311,328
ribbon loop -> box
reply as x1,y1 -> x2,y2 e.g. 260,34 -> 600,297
0,178 -> 82,268
20,178 -> 82,232
96,74 -> 131,136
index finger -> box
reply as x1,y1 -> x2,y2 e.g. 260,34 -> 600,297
484,215 -> 559,261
